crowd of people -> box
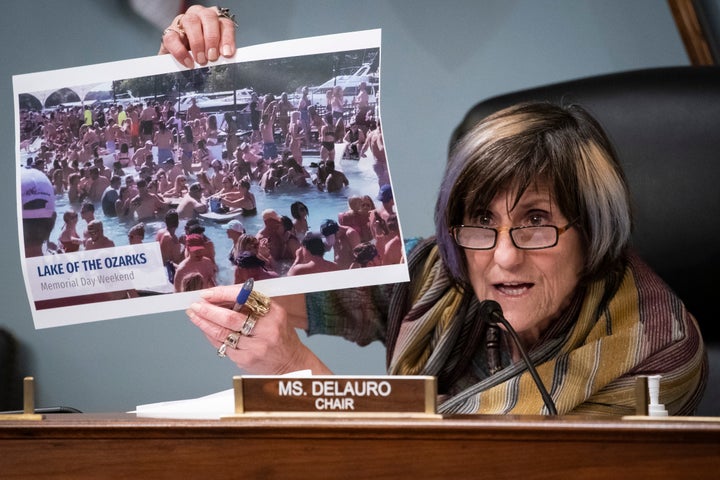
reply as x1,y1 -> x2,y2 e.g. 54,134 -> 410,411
19,73 -> 402,294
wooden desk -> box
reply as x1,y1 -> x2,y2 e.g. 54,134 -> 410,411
1,414 -> 719,479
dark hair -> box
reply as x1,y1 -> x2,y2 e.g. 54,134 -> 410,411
436,102 -> 631,286
302,232 -> 326,257
235,251 -> 265,268
290,201 -> 308,220
320,219 -> 339,236
353,242 -> 379,266
164,209 -> 179,228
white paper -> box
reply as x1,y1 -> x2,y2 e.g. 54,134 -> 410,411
134,370 -> 313,419
15,29 -> 411,329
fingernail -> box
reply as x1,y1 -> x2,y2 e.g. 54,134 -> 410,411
183,57 -> 194,69
222,44 -> 233,57
197,52 -> 207,64
208,48 -> 218,61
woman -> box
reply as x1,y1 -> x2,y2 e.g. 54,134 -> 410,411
319,113 -> 336,163
220,178 -> 256,215
186,102 -> 706,416
290,201 -> 309,241
163,174 -> 188,199
286,110 -> 304,165
179,125 -> 195,177
165,7 -> 705,415
57,210 -> 82,253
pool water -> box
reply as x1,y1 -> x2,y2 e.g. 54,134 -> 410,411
47,143 -> 387,286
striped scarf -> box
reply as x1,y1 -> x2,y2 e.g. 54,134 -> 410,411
387,239 -> 707,415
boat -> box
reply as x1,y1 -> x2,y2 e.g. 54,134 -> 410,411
292,63 -> 379,109
175,88 -> 255,114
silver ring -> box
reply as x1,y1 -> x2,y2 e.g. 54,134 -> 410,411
224,332 -> 241,349
217,7 -> 238,27
240,313 -> 257,336
217,343 -> 228,358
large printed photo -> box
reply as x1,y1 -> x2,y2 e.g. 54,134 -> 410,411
15,30 -> 409,329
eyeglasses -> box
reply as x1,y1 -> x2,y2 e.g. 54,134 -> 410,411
450,222 -> 574,250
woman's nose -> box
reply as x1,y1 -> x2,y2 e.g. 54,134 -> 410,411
493,229 -> 524,267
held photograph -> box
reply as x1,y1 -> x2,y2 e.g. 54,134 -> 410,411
15,29 -> 409,329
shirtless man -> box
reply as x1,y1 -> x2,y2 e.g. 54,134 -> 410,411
80,201 -> 96,241
154,122 -> 175,164
173,233 -> 217,292
138,102 -> 157,143
130,179 -> 169,221
84,220 -> 115,250
185,97 -> 202,122
286,232 -> 340,276
256,209 -> 287,265
238,141 -> 261,165
320,219 -> 360,269
131,140 -> 154,168
361,122 -> 388,187
276,92 -> 293,138
382,214 -> 403,266
324,160 -> 349,193
176,182 -> 208,219
85,166 -> 111,203
155,209 -> 184,266
353,81 -> 371,134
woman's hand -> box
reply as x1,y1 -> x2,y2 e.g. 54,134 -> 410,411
187,285 -> 330,374
159,5 -> 237,69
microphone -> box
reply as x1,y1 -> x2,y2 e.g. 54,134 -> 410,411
479,300 -> 558,415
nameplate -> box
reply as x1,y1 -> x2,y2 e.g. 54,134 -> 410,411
226,375 -> 438,418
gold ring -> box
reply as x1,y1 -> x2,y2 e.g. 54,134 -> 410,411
245,290 -> 271,317
174,14 -> 186,33
224,332 -> 241,349
163,26 -> 185,38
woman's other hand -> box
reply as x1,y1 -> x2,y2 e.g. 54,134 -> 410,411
187,286 -> 330,374
159,5 -> 237,69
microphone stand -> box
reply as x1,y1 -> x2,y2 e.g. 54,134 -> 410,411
480,300 -> 558,415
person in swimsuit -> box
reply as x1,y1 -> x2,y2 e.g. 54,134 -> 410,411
58,210 -> 82,253
320,113 -> 336,162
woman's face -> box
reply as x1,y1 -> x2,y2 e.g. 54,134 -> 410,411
463,184 -> 584,345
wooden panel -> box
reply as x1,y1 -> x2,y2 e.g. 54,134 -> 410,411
668,0 -> 716,65
1,414 -> 719,479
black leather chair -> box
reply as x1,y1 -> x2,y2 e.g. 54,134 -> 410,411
452,66 -> 720,343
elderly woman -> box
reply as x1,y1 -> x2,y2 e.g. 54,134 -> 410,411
166,7 -> 706,416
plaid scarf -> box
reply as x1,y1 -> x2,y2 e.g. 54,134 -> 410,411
387,239 -> 707,415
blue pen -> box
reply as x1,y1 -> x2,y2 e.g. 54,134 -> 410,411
233,278 -> 254,311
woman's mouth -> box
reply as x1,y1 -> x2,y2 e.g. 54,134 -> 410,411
494,282 -> 533,297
